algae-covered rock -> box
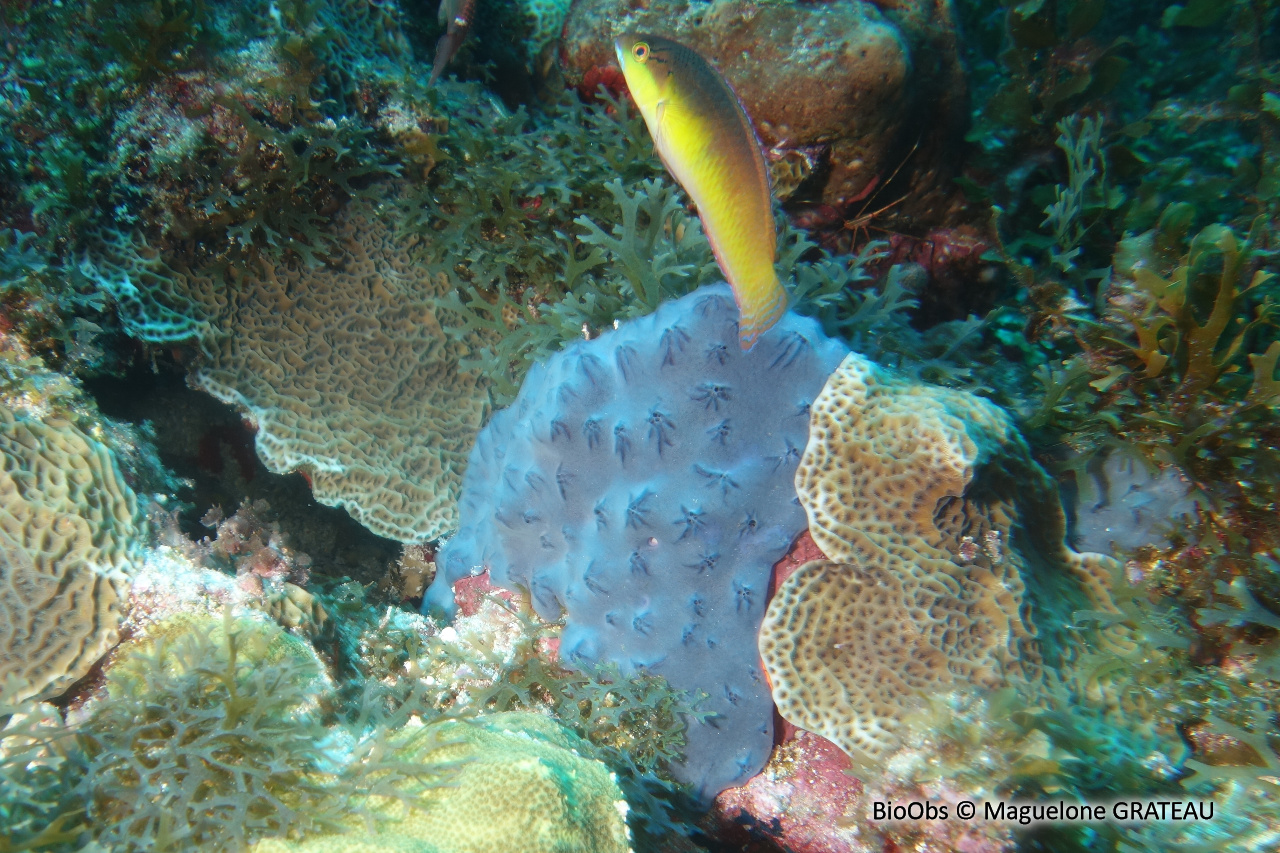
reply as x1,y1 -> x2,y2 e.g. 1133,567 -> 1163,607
104,610 -> 330,700
84,610 -> 342,852
560,0 -> 966,217
252,712 -> 632,853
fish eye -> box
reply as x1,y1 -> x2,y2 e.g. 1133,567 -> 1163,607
632,42 -> 649,62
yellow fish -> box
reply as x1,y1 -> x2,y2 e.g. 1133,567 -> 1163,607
615,33 -> 787,350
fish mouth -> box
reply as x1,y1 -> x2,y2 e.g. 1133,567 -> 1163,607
613,37 -> 627,67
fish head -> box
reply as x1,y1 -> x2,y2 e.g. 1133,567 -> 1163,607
614,33 -> 674,107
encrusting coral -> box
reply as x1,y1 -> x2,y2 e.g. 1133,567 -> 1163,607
0,402 -> 140,701
251,712 -> 633,853
105,610 -> 330,699
760,352 -> 1126,773
93,201 -> 490,543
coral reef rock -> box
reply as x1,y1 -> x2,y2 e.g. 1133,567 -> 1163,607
524,0 -> 576,63
252,712 -> 633,853
94,201 -> 490,543
713,726 -> 1015,853
761,353 -> 1121,772
558,0 -> 966,217
429,284 -> 849,800
714,728 -> 866,853
0,407 -> 140,700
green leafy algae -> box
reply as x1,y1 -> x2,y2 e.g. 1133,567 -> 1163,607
407,83 -> 897,402
0,612 -> 458,853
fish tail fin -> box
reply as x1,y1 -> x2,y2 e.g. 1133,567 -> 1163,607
736,275 -> 789,350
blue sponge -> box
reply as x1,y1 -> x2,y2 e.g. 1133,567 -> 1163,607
428,284 -> 849,800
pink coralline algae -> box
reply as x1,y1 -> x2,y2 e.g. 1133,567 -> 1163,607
714,728 -> 866,853
451,570 -> 517,618
713,724 -> 1016,853
708,531 -> 865,852
769,530 -> 828,592
193,500 -> 312,591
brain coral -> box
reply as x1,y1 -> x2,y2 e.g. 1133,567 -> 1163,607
0,406 -> 139,700
427,284 -> 849,799
759,353 -> 1121,771
96,201 -> 489,543
251,712 -> 632,853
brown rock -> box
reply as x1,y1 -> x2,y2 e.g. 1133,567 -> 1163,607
559,0 -> 967,220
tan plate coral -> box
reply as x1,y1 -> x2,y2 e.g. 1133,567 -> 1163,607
759,353 -> 1123,772
0,406 -> 140,700
98,199 -> 491,543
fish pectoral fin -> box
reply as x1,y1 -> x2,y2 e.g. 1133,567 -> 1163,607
655,97 -> 694,137
654,96 -> 703,158
654,98 -> 671,148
